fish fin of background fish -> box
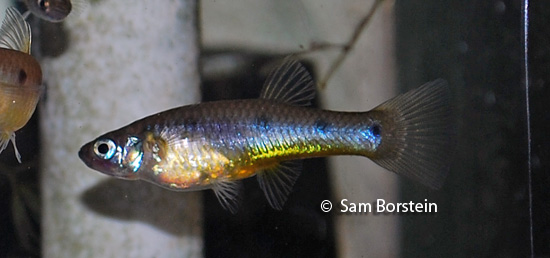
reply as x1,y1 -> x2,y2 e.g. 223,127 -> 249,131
0,7 -> 32,54
70,0 -> 89,17
0,132 -> 21,163
212,180 -> 243,214
62,0 -> 89,23
257,160 -> 302,210
21,10 -> 31,20
11,133 -> 22,163
259,59 -> 315,106
368,79 -> 454,189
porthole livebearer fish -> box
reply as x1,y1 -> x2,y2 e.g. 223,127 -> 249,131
21,0 -> 87,22
79,59 -> 454,213
0,7 -> 43,163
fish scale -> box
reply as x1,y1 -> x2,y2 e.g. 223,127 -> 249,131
183,100 -> 379,163
135,100 -> 377,172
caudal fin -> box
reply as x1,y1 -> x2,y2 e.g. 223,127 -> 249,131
367,79 -> 454,189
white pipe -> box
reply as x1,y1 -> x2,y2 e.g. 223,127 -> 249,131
40,1 -> 202,257
314,1 -> 399,257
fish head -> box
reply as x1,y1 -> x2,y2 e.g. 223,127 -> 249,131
25,0 -> 72,22
79,134 -> 144,180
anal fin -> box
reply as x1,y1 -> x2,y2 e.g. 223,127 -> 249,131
257,160 -> 302,210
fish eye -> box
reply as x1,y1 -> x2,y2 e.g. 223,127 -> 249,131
37,0 -> 49,10
93,139 -> 116,160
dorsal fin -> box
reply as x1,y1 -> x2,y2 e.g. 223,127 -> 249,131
259,59 -> 316,106
0,7 -> 32,54
256,160 -> 302,210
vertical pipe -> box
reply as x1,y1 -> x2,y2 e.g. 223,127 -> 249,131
40,1 -> 202,257
318,1 -> 398,257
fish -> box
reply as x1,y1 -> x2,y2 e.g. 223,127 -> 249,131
21,0 -> 86,22
0,7 -> 43,163
78,59 -> 454,213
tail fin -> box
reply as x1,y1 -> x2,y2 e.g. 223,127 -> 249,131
367,79 -> 454,189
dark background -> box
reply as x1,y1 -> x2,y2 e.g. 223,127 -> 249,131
396,0 -> 532,257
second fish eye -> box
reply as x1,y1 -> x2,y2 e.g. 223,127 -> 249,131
38,0 -> 48,10
93,139 -> 116,159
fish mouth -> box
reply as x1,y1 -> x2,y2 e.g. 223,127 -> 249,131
78,143 -> 97,169
78,141 -> 139,180
78,142 -> 114,176
78,142 -> 111,173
